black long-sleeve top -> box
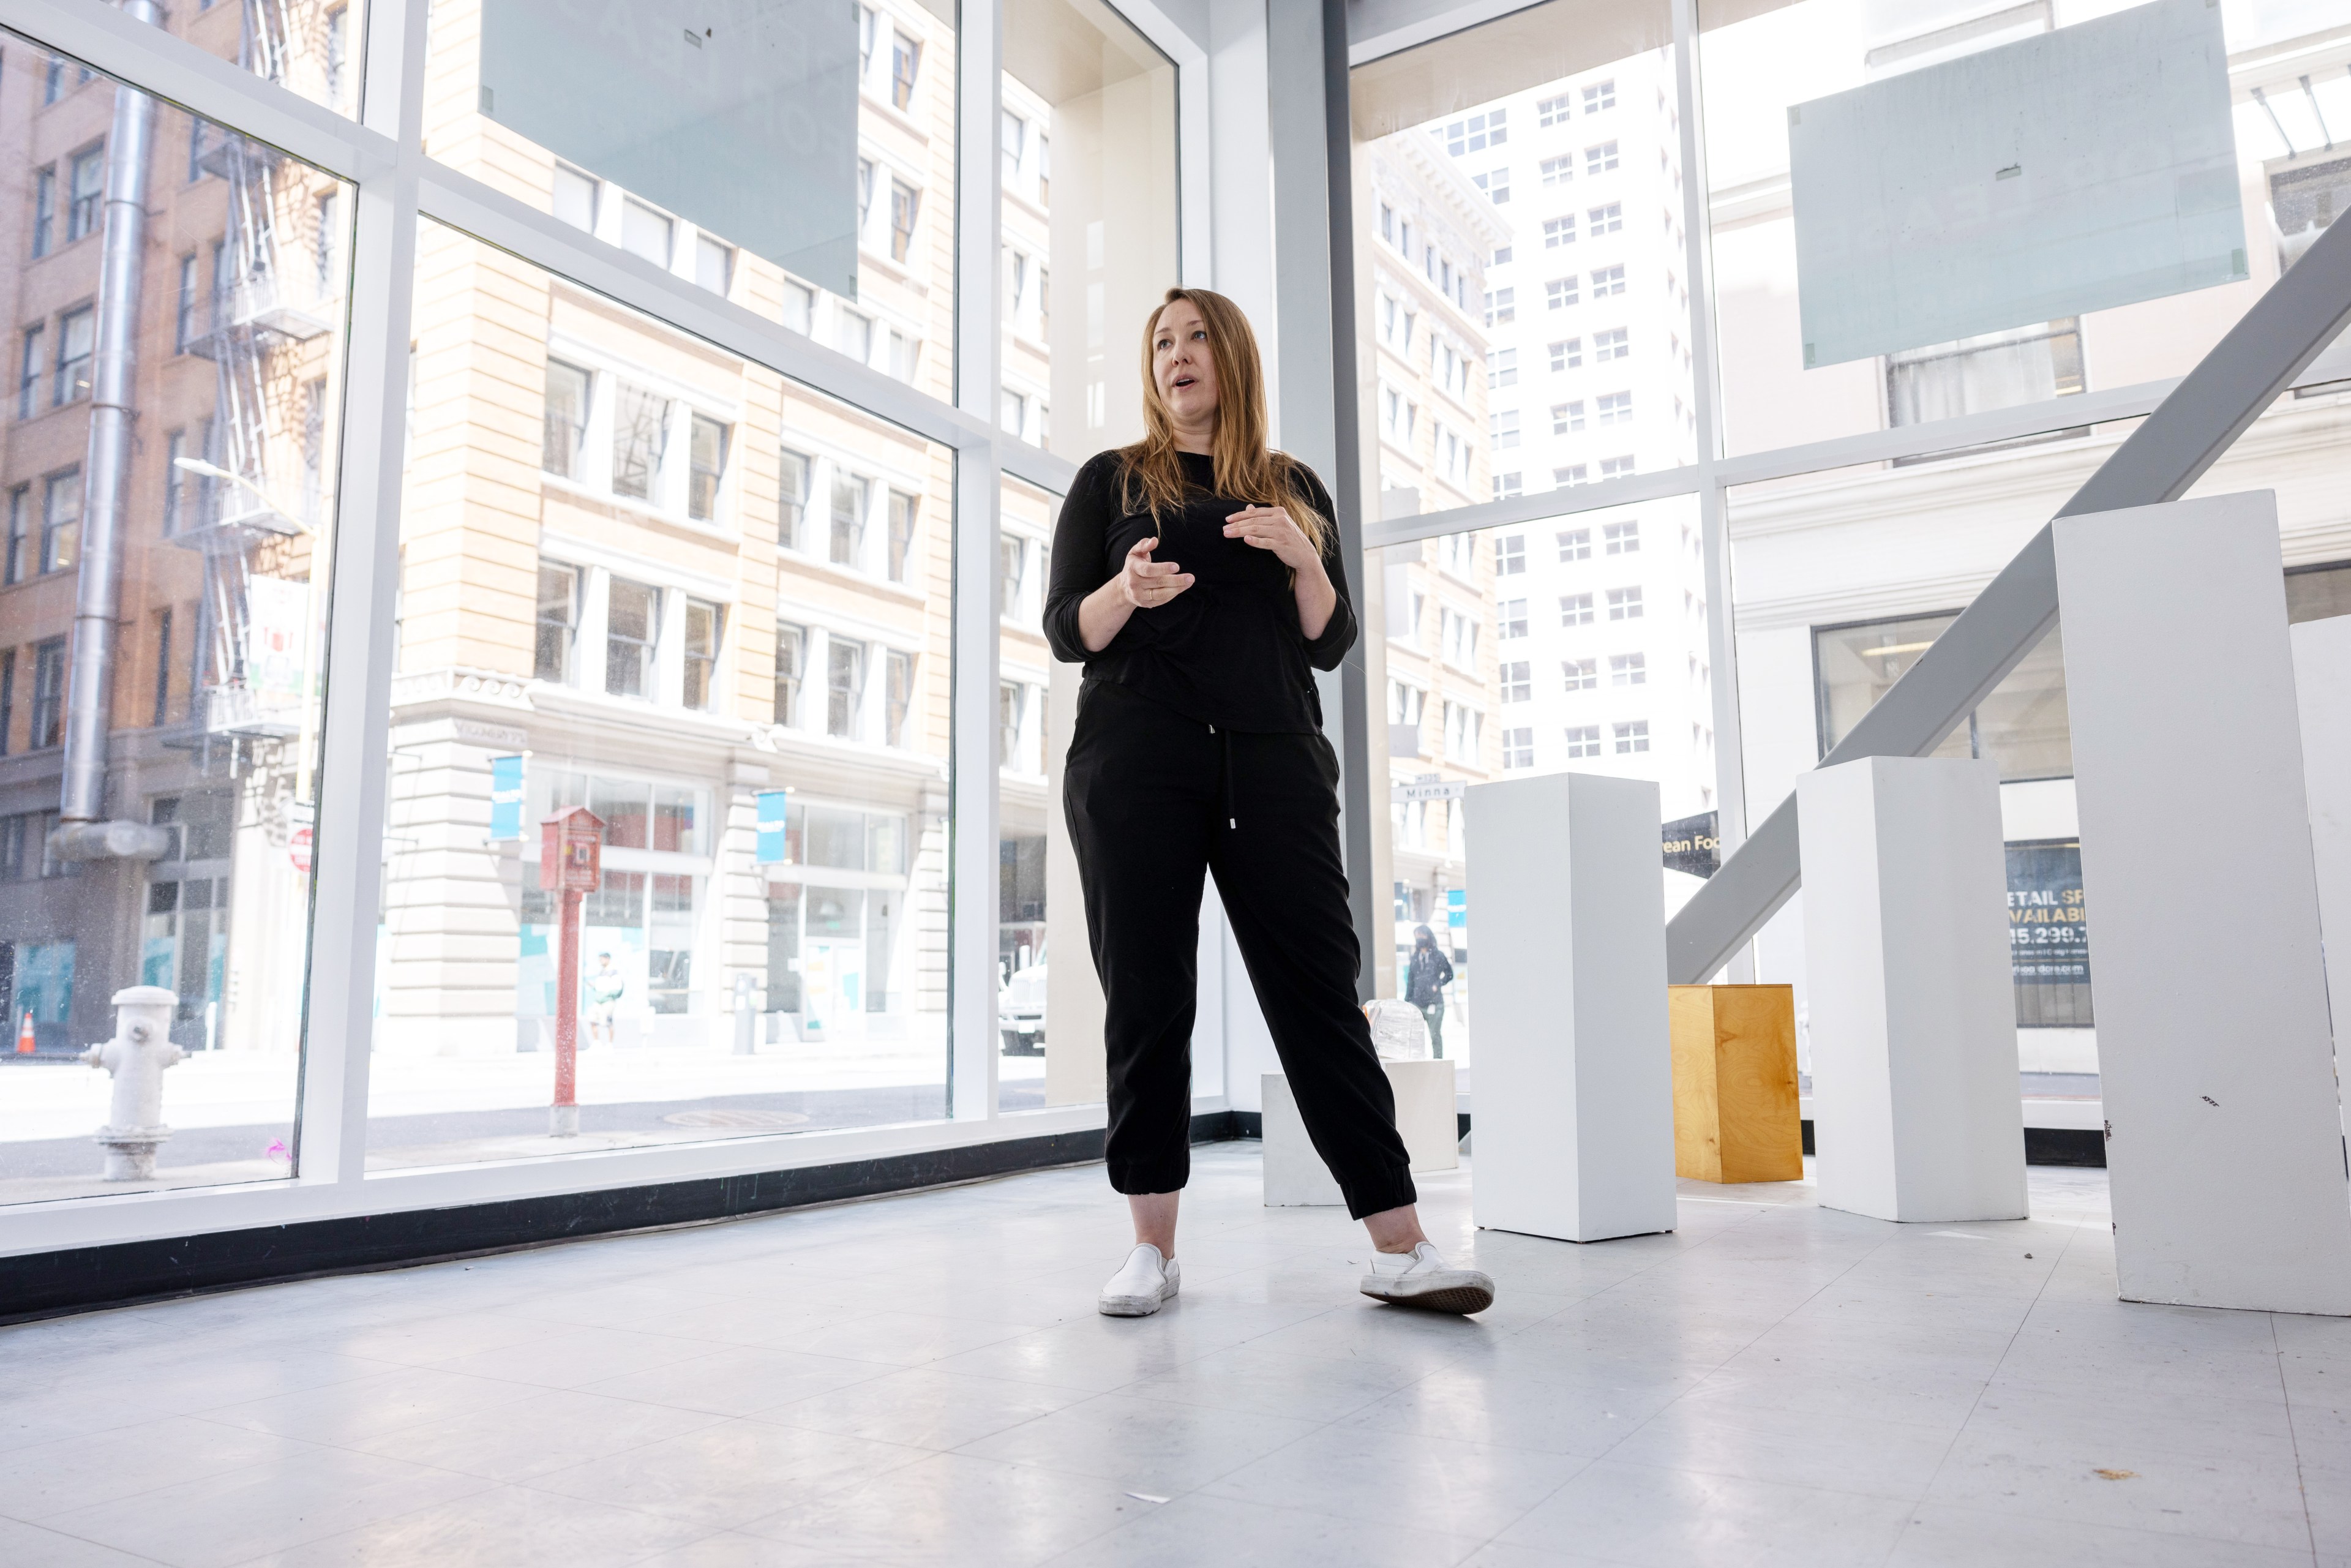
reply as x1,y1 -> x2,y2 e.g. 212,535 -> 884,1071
1043,449 -> 1357,733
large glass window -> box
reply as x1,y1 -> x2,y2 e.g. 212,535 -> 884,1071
372,222 -> 953,1168
0,45 -> 351,1206
422,0 -> 957,395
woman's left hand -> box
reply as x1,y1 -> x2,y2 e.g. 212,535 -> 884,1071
1224,506 -> 1322,574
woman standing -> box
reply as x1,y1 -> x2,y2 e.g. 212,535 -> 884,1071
1404,925 -> 1455,1059
1045,288 -> 1496,1319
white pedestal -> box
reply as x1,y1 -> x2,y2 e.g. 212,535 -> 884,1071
2292,615 -> 2351,1060
1796,756 -> 2025,1224
1462,772 -> 1676,1244
1262,1060 -> 1458,1207
2057,493 -> 2351,1313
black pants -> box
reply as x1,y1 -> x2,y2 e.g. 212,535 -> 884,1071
1064,680 -> 1416,1221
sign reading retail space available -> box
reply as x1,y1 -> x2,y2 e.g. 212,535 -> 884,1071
540,806 -> 605,893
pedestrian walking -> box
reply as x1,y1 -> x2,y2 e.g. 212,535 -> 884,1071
1045,287 -> 1496,1319
1404,924 -> 1455,1059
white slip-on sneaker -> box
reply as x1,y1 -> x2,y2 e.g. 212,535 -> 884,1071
1360,1242 -> 1495,1315
1098,1243 -> 1180,1317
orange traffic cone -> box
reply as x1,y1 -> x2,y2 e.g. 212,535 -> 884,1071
15,1011 -> 32,1055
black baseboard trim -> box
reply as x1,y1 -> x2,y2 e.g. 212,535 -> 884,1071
2024,1126 -> 2107,1167
0,1111 -> 1249,1326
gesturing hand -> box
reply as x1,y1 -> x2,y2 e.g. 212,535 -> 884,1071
1223,506 -> 1321,573
1118,535 -> 1195,610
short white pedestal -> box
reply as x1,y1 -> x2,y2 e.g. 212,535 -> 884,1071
1796,756 -> 2024,1224
1462,772 -> 1676,1244
1262,1060 -> 1458,1207
2058,493 -> 2351,1313
2292,615 -> 2351,1059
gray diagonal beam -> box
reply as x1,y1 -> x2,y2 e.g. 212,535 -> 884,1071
1666,214 -> 2351,985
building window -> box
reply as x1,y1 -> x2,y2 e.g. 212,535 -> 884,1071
40,468 -> 80,572
1552,401 -> 1584,435
611,383 -> 669,501
1496,535 -> 1525,576
1555,464 -> 1588,487
1500,662 -> 1531,703
830,473 -> 868,567
1600,454 -> 1636,478
325,6 -> 348,106
1442,109 -> 1506,154
187,117 -> 209,183
621,198 -> 672,267
1588,202 -> 1622,236
31,167 -> 54,257
1488,347 -> 1516,388
1604,520 -> 1640,554
885,648 -> 914,747
542,359 -> 591,479
30,637 -> 66,749
1566,724 -> 1602,758
1475,167 -> 1510,204
887,490 -> 918,583
1614,719 -> 1650,753
1597,391 -> 1632,426
552,162 -> 598,231
688,234 -> 732,296
1537,92 -> 1572,127
1564,658 -> 1597,691
1502,727 -> 1535,768
4,485 -> 24,582
1608,587 -> 1643,620
534,563 -> 577,683
1546,277 -> 1578,310
1000,681 -> 1026,768
174,255 -> 198,352
773,623 -> 805,726
1561,591 -> 1593,626
1559,531 -> 1591,567
18,325 -> 40,419
889,180 -> 920,263
1442,607 -> 1478,669
1002,110 -> 1027,183
1498,598 -> 1528,639
1886,320 -> 2085,430
1485,287 -> 1514,326
1611,653 -> 1647,686
606,578 -> 659,698
1493,471 -> 1522,500
1444,701 -> 1481,762
0,649 -> 13,753
1491,408 -> 1520,449
1584,80 -> 1616,112
1586,141 -> 1620,175
1000,388 -> 1025,437
890,31 -> 921,110
66,146 -> 103,242
827,637 -> 864,738
1492,244 -> 1511,265
42,55 -> 64,104
1543,215 -> 1576,249
1594,326 -> 1629,361
683,600 -> 723,710
1551,337 -> 1581,372
688,415 -> 728,522
1591,264 -> 1625,297
315,190 -> 341,293
1539,155 -> 1573,187
778,448 -> 810,549
151,607 -> 173,725
54,306 -> 92,406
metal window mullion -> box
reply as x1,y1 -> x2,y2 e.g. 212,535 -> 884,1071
946,0 -> 1004,1120
298,0 -> 429,1185
0,0 -> 391,181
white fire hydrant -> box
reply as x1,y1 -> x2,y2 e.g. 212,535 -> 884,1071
81,986 -> 184,1180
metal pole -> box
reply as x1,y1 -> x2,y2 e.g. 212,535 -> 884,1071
58,0 -> 161,841
553,887 -> 581,1136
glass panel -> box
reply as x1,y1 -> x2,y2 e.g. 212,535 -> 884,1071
1700,0 -> 2349,457
0,44 -> 352,1203
1354,0 -> 1693,519
158,0 -> 365,118
371,221 -> 952,1169
1001,0 -> 1179,457
1368,494 -> 1709,1065
424,0 -> 955,397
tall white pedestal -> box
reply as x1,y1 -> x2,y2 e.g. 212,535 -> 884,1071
1262,1060 -> 1458,1207
1796,756 -> 2024,1224
2292,615 -> 2351,1057
1463,773 -> 1675,1244
2056,492 -> 2351,1314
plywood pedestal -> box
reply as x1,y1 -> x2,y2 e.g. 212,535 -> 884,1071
1669,985 -> 1802,1184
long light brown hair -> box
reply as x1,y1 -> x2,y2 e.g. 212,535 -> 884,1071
1119,287 -> 1329,556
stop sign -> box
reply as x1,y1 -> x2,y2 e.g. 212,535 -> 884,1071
288,825 -> 313,874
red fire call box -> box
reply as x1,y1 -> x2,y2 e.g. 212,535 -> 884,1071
539,805 -> 606,893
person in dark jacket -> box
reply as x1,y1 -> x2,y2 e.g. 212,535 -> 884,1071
1404,924 -> 1455,1058
1046,287 -> 1494,1319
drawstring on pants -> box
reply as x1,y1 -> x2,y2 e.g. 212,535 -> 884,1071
1210,723 -> 1235,830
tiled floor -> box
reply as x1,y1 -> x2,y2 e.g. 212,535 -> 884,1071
2,1142 -> 2344,1566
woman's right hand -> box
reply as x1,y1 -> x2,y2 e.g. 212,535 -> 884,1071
1117,536 -> 1194,610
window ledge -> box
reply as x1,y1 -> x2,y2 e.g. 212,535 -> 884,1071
542,473 -> 741,545
761,725 -> 948,782
774,550 -> 927,607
